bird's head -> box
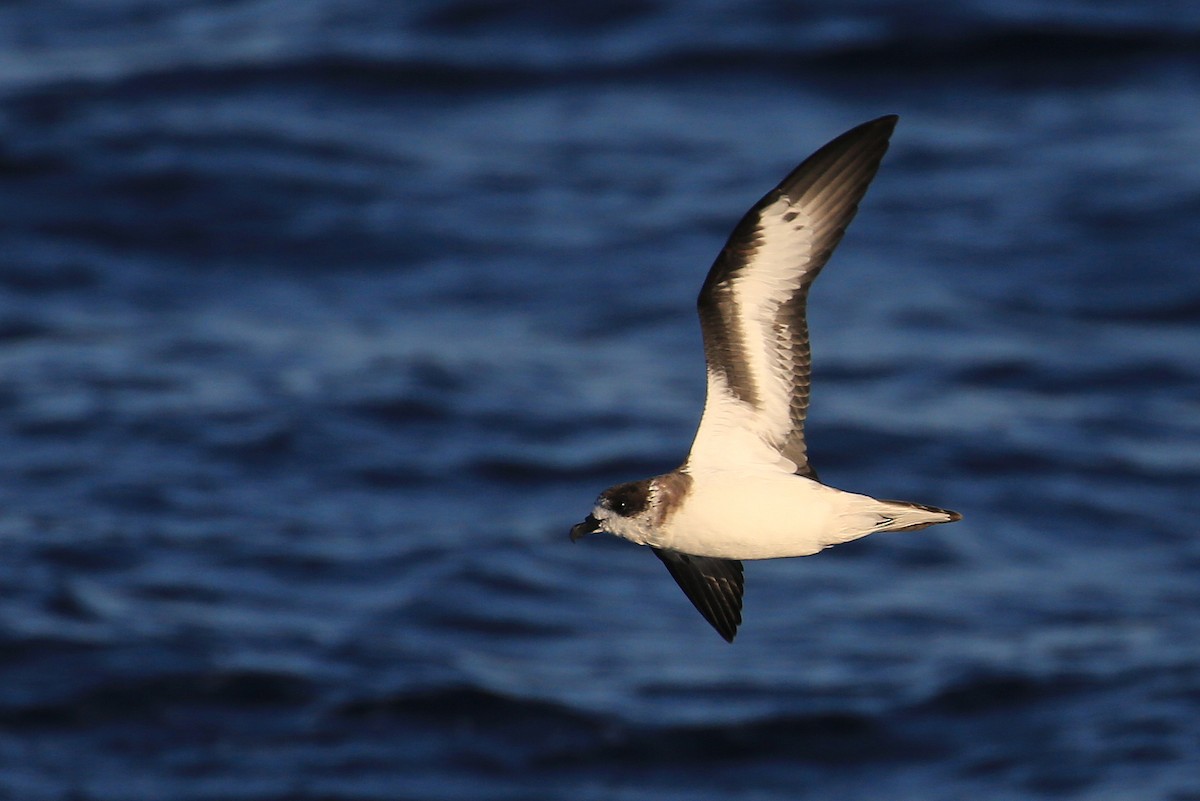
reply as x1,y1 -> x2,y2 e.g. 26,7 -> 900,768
570,479 -> 657,544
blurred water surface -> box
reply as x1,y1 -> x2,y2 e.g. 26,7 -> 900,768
1,2 -> 1199,799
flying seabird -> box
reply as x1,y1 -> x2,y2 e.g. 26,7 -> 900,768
570,115 -> 961,642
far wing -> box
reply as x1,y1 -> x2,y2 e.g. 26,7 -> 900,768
653,548 -> 744,643
687,116 -> 897,476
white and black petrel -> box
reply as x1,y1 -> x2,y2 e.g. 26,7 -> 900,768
570,116 -> 961,642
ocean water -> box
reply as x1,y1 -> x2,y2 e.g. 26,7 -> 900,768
1,1 -> 1199,799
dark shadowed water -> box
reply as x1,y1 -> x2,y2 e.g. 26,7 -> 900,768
1,2 -> 1199,799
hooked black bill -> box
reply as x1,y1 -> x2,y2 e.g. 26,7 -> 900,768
570,514 -> 602,541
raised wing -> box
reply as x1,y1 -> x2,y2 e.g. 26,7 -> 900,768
653,548 -> 744,642
686,116 -> 898,476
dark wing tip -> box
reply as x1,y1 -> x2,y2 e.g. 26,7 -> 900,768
871,113 -> 901,130
847,114 -> 900,142
653,549 -> 744,643
698,113 -> 901,304
774,114 -> 899,202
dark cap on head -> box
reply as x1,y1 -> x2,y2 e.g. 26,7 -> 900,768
600,480 -> 651,517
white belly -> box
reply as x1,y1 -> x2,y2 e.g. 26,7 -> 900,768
659,469 -> 879,560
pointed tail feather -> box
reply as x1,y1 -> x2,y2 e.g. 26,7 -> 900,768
871,499 -> 962,533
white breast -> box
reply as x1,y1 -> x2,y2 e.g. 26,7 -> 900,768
659,468 -> 882,560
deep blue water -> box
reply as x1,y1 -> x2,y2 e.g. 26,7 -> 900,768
2,2 -> 1199,799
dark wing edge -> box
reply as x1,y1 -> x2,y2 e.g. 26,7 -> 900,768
775,115 -> 898,476
775,114 -> 898,211
652,548 -> 744,643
